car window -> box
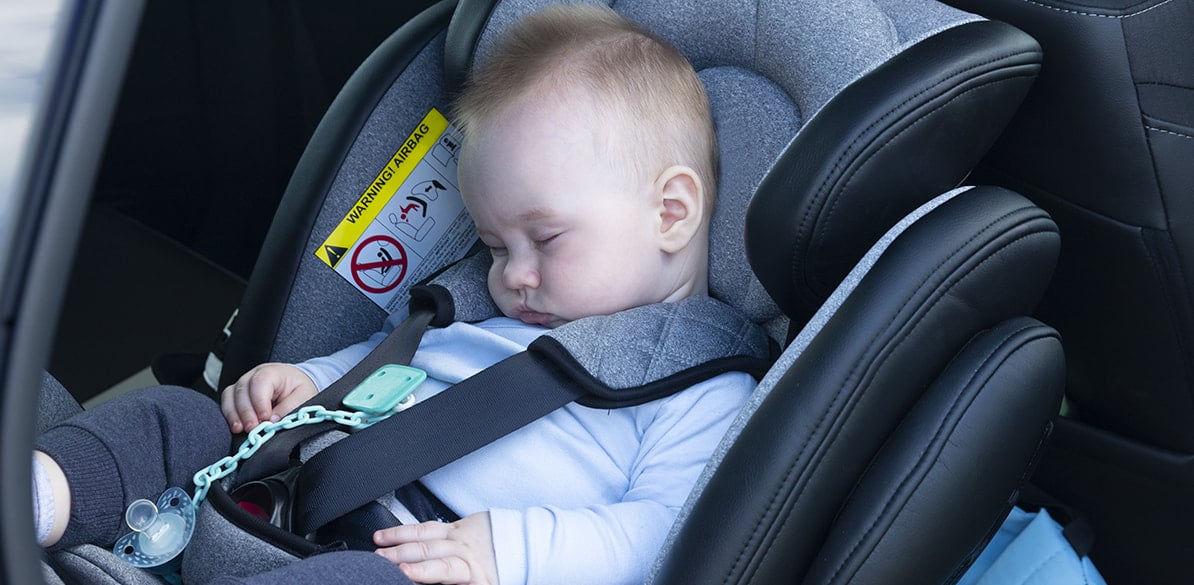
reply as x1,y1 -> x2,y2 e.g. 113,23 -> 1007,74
0,0 -> 64,230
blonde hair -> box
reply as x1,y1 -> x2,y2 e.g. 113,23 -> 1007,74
453,3 -> 718,206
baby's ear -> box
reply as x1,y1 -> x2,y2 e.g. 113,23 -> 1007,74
655,165 -> 706,254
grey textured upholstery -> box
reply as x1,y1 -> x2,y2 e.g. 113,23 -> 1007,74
265,0 -> 980,364
48,544 -> 166,585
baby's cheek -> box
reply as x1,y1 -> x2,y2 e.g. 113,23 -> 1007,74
487,267 -> 503,292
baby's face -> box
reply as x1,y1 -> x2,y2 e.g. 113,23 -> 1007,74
459,97 -> 675,327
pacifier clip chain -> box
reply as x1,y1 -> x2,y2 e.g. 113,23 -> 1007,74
191,402 -> 407,506
114,364 -> 425,573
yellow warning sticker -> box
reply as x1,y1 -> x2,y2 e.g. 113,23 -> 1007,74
317,108 -> 450,268
315,108 -> 476,314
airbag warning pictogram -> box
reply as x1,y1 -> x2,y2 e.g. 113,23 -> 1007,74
316,108 -> 476,313
351,235 -> 408,294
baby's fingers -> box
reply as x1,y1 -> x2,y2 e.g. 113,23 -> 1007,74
220,381 -> 247,433
221,367 -> 275,432
374,521 -> 452,547
374,538 -> 473,584
397,556 -> 474,585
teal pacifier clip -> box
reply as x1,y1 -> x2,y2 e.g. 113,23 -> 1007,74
114,365 -> 426,576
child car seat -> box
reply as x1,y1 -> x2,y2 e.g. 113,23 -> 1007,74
43,0 -> 1059,583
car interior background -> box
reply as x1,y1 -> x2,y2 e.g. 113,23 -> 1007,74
940,1 -> 1194,583
33,0 -> 1192,584
50,0 -> 439,402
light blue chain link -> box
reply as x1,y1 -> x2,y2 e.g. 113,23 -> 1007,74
190,405 -> 393,506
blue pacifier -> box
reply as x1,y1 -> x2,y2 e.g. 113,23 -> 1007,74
113,487 -> 196,570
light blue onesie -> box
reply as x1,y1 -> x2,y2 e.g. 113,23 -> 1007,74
296,316 -> 756,585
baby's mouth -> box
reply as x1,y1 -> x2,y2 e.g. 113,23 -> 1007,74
514,305 -> 555,326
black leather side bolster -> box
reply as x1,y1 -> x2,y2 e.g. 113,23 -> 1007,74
804,317 -> 1064,585
747,20 -> 1042,325
654,187 -> 1059,585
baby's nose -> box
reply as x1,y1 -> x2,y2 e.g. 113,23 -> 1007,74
503,255 -> 541,290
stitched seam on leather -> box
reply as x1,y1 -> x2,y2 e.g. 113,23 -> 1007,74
792,48 -> 1021,279
827,324 -> 1042,584
741,206 -> 1041,582
1014,0 -> 1176,19
830,204 -> 1032,392
1120,12 -> 1173,230
724,367 -> 855,585
818,69 -> 1039,268
1138,81 -> 1194,90
825,322 -> 1044,584
762,228 -> 1047,580
796,48 -> 1037,296
1138,229 -> 1194,421
1134,18 -> 1194,411
725,292 -> 881,582
722,378 -> 831,583
1148,125 -> 1194,140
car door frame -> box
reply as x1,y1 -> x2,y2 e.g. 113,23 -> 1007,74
0,1 -> 144,582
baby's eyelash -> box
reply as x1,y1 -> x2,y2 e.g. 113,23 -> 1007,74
534,234 -> 560,249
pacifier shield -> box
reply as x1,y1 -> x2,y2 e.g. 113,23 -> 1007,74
114,487 -> 196,568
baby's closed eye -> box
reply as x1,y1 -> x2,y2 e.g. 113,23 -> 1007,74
534,233 -> 561,250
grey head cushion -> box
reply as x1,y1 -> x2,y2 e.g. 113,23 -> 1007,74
467,0 -> 981,326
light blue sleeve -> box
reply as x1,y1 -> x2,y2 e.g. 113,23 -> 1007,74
488,371 -> 757,585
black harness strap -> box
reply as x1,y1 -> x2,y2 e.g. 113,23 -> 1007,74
237,308 -> 436,482
292,349 -> 586,535
291,340 -> 773,535
234,286 -> 775,535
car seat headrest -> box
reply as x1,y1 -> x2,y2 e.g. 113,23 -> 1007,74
446,0 -> 995,329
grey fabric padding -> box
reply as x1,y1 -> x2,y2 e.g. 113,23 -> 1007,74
271,31 -> 454,364
423,253 -> 770,389
648,186 -> 973,582
427,248 -> 501,322
545,295 -> 771,389
205,551 -> 410,585
50,544 -> 166,585
700,66 -> 798,324
475,0 -> 980,123
297,430 -> 350,464
181,496 -> 300,585
41,560 -> 68,585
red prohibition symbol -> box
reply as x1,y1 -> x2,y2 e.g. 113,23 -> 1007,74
351,234 -> 408,294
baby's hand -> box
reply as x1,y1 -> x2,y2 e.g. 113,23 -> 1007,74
220,363 -> 318,433
374,512 -> 500,585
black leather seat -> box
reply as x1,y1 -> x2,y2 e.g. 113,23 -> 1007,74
940,0 -> 1194,582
